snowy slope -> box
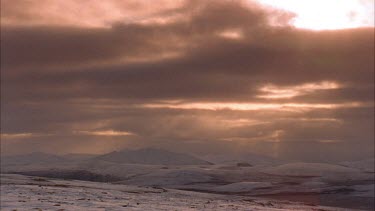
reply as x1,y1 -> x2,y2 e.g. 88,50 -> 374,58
341,159 -> 375,173
0,174 -> 353,211
62,153 -> 97,161
95,148 -> 212,165
120,169 -> 213,187
263,162 -> 360,177
200,152 -> 281,166
1,152 -> 373,210
212,182 -> 273,193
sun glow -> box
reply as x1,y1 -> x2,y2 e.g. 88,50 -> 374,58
218,30 -> 244,40
257,81 -> 340,99
143,102 -> 364,111
0,133 -> 34,139
76,130 -> 135,136
257,0 -> 374,30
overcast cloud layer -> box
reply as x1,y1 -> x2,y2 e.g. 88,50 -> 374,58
1,0 -> 374,162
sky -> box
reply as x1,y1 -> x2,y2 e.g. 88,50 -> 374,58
1,0 -> 374,162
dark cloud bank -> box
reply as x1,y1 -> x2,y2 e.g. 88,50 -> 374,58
1,0 -> 374,162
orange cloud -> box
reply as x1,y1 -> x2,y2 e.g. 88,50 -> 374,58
1,0 -> 185,28
143,101 -> 364,111
75,130 -> 135,136
257,81 -> 340,99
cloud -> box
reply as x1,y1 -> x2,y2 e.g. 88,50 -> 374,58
142,101 -> 367,111
1,133 -> 35,139
256,81 -> 340,99
1,0 -> 373,161
1,0 -> 295,70
75,130 -> 135,136
0,0 -> 185,28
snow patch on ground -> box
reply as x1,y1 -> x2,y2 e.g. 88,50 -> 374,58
0,174 -> 352,211
120,169 -> 212,186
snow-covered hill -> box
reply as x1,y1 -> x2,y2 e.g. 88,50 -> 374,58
1,150 -> 374,210
200,152 -> 281,166
262,162 -> 360,177
62,153 -> 97,161
341,159 -> 375,173
94,148 -> 212,165
120,169 -> 213,187
0,174 -> 353,211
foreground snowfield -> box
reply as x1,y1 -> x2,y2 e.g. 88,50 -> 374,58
0,174 -> 353,211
